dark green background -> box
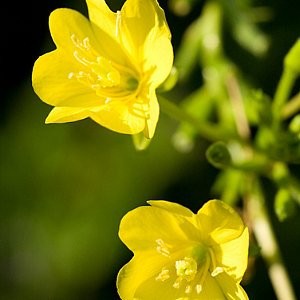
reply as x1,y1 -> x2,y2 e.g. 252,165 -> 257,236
1,0 -> 300,298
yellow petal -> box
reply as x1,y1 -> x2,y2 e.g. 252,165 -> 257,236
89,101 -> 145,135
197,200 -> 245,245
49,8 -> 95,54
118,203 -> 198,253
119,0 -> 174,89
86,0 -> 116,37
117,252 -> 169,300
32,50 -> 103,107
214,272 -> 249,300
143,28 -> 174,87
147,200 -> 194,217
118,254 -> 245,300
45,107 -> 90,123
199,273 -> 229,299
119,0 -> 171,62
213,228 -> 249,282
49,8 -> 129,66
133,269 -> 225,300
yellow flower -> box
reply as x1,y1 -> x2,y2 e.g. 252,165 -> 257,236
32,0 -> 173,138
117,200 -> 249,300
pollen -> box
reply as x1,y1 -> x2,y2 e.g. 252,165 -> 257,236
170,248 -> 211,295
175,257 -> 198,281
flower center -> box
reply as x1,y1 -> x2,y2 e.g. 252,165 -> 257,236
175,257 -> 198,283
155,242 -> 225,296
68,34 -> 139,99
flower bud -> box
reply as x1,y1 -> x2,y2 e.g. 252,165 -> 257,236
284,39 -> 300,74
274,188 -> 297,221
206,141 -> 232,169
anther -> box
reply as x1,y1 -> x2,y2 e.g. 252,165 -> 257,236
68,72 -> 75,79
211,266 -> 224,277
196,284 -> 202,294
185,285 -> 192,294
83,37 -> 90,49
156,239 -> 170,257
173,279 -> 181,289
175,257 -> 197,280
155,268 -> 170,282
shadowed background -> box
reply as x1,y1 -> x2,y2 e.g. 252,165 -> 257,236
1,0 -> 300,298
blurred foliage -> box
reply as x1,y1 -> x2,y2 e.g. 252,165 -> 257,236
0,81 -> 201,298
1,0 -> 300,299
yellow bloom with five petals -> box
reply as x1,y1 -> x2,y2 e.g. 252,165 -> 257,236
32,0 -> 173,138
117,199 -> 249,299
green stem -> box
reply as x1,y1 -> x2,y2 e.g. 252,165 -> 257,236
225,72 -> 251,140
158,95 -> 234,142
246,177 -> 296,300
282,91 -> 300,119
272,69 -> 297,126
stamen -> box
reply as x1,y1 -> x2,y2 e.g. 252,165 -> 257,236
73,50 -> 90,66
211,266 -> 224,277
69,34 -> 124,90
69,33 -> 141,102
196,284 -> 202,294
70,34 -> 80,47
155,239 -> 170,257
209,248 -> 217,270
83,37 -> 90,49
175,257 -> 197,281
185,285 -> 192,294
169,247 -> 224,296
193,252 -> 210,295
116,11 -> 121,37
69,70 -> 95,87
173,278 -> 181,289
209,248 -> 224,277
155,268 -> 170,282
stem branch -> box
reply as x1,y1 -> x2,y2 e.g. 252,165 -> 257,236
282,91 -> 300,119
272,69 -> 296,126
246,177 -> 296,300
225,73 -> 251,140
159,95 -> 234,142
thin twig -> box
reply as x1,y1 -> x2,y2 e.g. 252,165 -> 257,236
245,177 -> 296,300
282,91 -> 300,119
225,73 -> 251,140
159,95 -> 235,142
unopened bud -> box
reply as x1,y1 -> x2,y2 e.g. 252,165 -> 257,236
274,188 -> 297,221
206,141 -> 232,169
